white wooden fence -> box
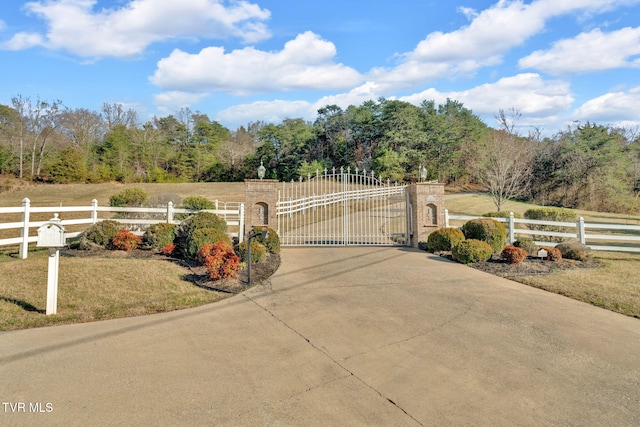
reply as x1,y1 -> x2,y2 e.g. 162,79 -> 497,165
445,210 -> 640,253
0,198 -> 244,259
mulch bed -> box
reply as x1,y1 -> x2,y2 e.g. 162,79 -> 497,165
433,251 -> 600,278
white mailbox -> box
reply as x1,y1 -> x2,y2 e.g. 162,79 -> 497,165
37,214 -> 65,248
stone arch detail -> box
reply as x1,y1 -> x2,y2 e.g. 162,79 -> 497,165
426,203 -> 437,226
254,202 -> 269,226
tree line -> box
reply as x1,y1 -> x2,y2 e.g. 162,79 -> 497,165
1,95 -> 638,213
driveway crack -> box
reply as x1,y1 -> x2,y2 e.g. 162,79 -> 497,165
244,293 -> 424,426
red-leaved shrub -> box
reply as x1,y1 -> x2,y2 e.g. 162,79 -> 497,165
197,242 -> 240,280
540,246 -> 562,262
112,229 -> 141,251
161,243 -> 177,257
500,244 -> 527,264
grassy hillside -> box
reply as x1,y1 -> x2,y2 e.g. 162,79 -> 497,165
0,181 -> 246,207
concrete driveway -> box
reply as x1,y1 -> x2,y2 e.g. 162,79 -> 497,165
1,247 -> 639,426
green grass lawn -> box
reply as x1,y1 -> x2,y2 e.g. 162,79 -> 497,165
0,249 -> 224,331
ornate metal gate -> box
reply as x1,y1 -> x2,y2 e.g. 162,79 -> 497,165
276,167 -> 409,246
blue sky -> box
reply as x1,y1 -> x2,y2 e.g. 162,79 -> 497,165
1,0 -> 639,135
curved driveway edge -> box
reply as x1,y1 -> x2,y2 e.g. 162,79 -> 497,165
1,247 -> 639,426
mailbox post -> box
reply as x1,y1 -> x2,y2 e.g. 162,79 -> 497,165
37,214 -> 65,315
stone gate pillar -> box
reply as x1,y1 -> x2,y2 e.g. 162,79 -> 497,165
244,179 -> 278,237
407,182 -> 446,248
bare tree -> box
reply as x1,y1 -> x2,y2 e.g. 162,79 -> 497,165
476,130 -> 533,211
220,126 -> 255,170
58,107 -> 105,171
11,95 -> 63,178
495,107 -> 522,136
101,102 -> 138,131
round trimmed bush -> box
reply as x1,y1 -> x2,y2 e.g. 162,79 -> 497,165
198,242 -> 240,280
501,244 -> 528,264
540,246 -> 562,262
112,229 -> 142,251
461,218 -> 506,253
513,238 -> 538,256
180,195 -> 216,211
236,239 -> 268,263
142,223 -> 176,249
253,227 -> 280,254
185,227 -> 231,260
80,220 -> 124,250
555,242 -> 591,261
451,239 -> 493,264
109,187 -> 148,207
174,211 -> 227,256
427,227 -> 465,252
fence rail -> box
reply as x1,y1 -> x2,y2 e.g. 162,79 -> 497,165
276,186 -> 405,216
0,198 -> 244,259
445,210 -> 640,253
276,169 -> 408,246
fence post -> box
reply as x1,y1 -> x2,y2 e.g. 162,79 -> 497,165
238,203 -> 245,243
509,212 -> 515,244
444,208 -> 449,228
167,201 -> 174,224
578,217 -> 586,244
91,199 -> 98,224
20,198 -> 31,259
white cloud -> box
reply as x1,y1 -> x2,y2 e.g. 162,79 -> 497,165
214,82 -> 386,127
311,82 -> 383,110
214,99 -> 314,127
369,0 -> 640,91
0,0 -> 271,57
212,74 -> 576,130
573,86 -> 640,122
1,32 -> 44,50
400,74 -> 574,119
519,27 -> 640,74
153,90 -> 210,115
150,32 -> 363,94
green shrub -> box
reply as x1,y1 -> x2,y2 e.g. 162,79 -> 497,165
180,196 -> 216,211
198,242 -> 241,280
524,207 -> 576,222
501,245 -> 528,264
185,227 -> 231,260
540,246 -> 562,262
236,239 -> 268,263
109,187 -> 149,207
426,227 -> 465,252
461,218 -> 507,253
174,211 -> 227,256
451,239 -> 493,264
482,211 -> 522,219
555,242 -> 592,261
80,220 -> 124,250
175,211 -> 226,237
513,238 -> 538,256
142,223 -> 176,249
112,229 -> 142,251
524,207 -> 576,243
252,226 -> 280,254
